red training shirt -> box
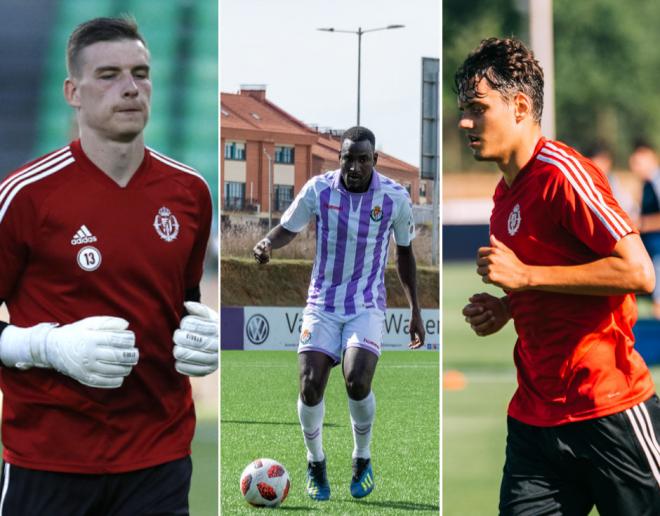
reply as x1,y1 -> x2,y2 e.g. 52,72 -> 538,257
0,140 -> 212,473
490,137 -> 655,426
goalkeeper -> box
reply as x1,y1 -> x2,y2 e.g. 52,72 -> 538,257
0,17 -> 217,515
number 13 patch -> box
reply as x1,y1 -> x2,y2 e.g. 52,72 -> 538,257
77,246 -> 102,271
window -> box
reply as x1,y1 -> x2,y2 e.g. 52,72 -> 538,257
224,181 -> 245,210
224,142 -> 245,161
274,146 -> 295,164
275,185 -> 294,212
419,182 -> 427,198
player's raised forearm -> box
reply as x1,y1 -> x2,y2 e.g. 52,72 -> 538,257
481,234 -> 655,295
524,256 -> 654,295
265,224 -> 298,250
526,234 -> 654,295
395,245 -> 421,312
254,224 -> 298,264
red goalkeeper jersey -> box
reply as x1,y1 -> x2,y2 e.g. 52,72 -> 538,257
491,137 -> 655,426
0,140 -> 212,473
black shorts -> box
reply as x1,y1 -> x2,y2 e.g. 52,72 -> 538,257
0,456 -> 192,516
499,395 -> 660,516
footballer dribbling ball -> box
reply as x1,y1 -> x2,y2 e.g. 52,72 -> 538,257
240,458 -> 290,507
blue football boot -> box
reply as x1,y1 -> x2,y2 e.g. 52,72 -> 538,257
350,457 -> 375,498
306,458 -> 330,501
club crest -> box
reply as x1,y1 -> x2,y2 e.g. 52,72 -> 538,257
507,203 -> 521,236
153,207 -> 180,242
370,205 -> 383,222
300,329 -> 312,345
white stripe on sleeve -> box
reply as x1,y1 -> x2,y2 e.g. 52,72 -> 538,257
537,153 -> 624,241
0,156 -> 74,224
542,143 -> 631,234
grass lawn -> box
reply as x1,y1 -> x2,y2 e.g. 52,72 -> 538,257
190,417 -> 219,515
443,261 -> 659,515
221,350 -> 439,514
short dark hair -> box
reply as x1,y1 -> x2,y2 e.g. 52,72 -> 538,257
632,137 -> 655,153
584,140 -> 613,159
67,17 -> 146,77
455,37 -> 544,122
341,126 -> 376,149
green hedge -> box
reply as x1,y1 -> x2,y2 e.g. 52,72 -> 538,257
221,258 -> 439,308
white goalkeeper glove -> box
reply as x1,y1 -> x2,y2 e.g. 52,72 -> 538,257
0,317 -> 138,389
173,301 -> 218,377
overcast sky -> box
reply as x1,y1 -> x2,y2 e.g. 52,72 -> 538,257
221,0 -> 440,168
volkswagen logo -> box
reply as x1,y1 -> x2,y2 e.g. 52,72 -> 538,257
246,314 -> 269,345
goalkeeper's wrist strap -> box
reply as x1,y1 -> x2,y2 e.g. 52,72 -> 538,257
0,323 -> 55,369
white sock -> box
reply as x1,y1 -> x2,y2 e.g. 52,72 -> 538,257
348,391 -> 376,459
297,397 -> 325,462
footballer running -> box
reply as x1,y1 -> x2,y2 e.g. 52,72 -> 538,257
0,18 -> 218,514
459,37 -> 660,515
253,126 -> 425,501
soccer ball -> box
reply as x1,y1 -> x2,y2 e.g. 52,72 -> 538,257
240,458 -> 291,507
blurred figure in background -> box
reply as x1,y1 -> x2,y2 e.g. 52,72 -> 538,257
585,141 -> 638,220
629,140 -> 660,318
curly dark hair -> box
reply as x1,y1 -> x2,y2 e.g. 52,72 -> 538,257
454,37 -> 544,122
341,126 -> 376,149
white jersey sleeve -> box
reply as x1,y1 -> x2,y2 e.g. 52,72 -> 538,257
392,193 -> 415,246
281,179 -> 317,233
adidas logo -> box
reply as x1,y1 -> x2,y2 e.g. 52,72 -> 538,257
71,225 -> 98,245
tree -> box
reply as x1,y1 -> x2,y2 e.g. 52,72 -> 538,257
443,0 -> 660,171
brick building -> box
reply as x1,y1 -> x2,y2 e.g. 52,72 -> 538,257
221,85 -> 425,216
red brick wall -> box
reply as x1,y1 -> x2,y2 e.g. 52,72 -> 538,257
294,144 -> 310,194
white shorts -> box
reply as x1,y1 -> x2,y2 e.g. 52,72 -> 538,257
298,306 -> 385,364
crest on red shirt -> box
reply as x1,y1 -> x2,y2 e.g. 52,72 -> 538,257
507,204 -> 521,236
153,207 -> 180,242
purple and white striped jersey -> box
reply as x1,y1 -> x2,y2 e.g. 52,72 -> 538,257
281,169 -> 415,315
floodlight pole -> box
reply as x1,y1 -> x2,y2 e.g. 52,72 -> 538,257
317,25 -> 405,126
357,28 -> 362,125
263,148 -> 273,230
529,0 -> 555,138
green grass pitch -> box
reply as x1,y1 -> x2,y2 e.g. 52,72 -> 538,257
221,350 -> 439,513
443,262 -> 660,515
190,417 -> 218,515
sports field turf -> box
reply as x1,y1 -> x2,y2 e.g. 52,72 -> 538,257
443,262 -> 660,515
221,350 -> 439,513
190,418 -> 219,515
